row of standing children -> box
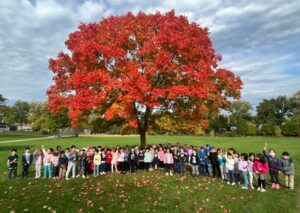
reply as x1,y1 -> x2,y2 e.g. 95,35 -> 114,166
7,143 -> 294,191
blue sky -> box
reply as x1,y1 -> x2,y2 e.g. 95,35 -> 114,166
0,0 -> 299,107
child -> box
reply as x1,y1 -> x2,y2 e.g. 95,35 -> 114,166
190,149 -> 200,176
198,147 -> 207,176
129,147 -> 138,173
7,149 -> 18,179
58,150 -> 68,179
178,148 -> 187,176
144,148 -> 153,171
217,148 -> 226,181
138,149 -> 145,170
225,152 -> 235,185
117,148 -> 125,174
77,149 -> 86,178
233,151 -> 240,185
164,148 -> 174,176
263,145 -> 281,189
33,149 -> 42,179
208,146 -> 218,179
253,153 -> 269,192
248,153 -> 256,189
173,146 -> 179,173
42,145 -> 53,179
66,145 -> 77,180
111,149 -> 118,173
238,153 -> 249,189
52,151 -> 60,179
21,147 -> 33,179
93,149 -> 101,176
100,148 -> 106,175
158,147 -> 165,170
106,149 -> 112,173
280,152 -> 294,190
152,148 -> 160,170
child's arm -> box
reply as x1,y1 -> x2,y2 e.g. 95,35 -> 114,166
42,145 -> 47,155
7,159 -> 10,167
262,144 -> 269,158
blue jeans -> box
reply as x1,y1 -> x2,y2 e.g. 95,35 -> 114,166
179,162 -> 186,175
207,165 -> 213,176
94,165 -> 99,175
100,163 -> 106,173
242,171 -> 249,187
200,164 -> 206,175
227,170 -> 235,183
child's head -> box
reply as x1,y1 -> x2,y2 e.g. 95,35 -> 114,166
192,149 -> 196,154
200,147 -> 204,152
35,149 -> 41,155
227,152 -> 233,159
53,151 -> 60,156
256,153 -> 266,163
282,151 -> 290,160
60,150 -> 65,156
217,148 -> 222,155
25,147 -> 30,153
233,151 -> 239,158
65,148 -> 69,153
166,148 -> 170,153
11,148 -> 17,155
180,148 -> 184,153
249,153 -> 255,161
95,149 -> 99,154
131,147 -> 134,152
56,146 -> 62,151
48,148 -> 54,154
241,153 -> 248,161
269,149 -> 276,157
70,145 -> 76,152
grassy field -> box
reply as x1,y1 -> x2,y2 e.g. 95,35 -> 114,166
0,131 -> 49,142
0,135 -> 299,213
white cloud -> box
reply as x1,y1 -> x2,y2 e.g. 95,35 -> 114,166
0,0 -> 299,107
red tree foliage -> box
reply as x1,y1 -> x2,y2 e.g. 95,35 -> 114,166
48,11 -> 242,147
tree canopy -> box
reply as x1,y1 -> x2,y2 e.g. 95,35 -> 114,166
48,11 -> 242,147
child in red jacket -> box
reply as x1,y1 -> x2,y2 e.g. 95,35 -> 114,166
253,153 -> 269,192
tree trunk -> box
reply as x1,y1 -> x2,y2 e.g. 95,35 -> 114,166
139,129 -> 146,148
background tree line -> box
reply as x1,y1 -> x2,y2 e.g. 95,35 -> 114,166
1,91 -> 300,136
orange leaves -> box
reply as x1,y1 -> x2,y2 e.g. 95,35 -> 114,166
48,10 -> 242,129
104,102 -> 133,121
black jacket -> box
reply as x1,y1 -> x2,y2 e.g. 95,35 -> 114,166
190,154 -> 200,166
22,153 -> 33,166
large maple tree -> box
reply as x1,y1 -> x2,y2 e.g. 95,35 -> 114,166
48,11 -> 242,147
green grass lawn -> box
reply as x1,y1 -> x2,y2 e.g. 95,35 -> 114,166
0,131 -> 49,142
0,135 -> 299,213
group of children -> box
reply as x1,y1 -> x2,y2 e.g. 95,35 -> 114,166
7,142 -> 295,191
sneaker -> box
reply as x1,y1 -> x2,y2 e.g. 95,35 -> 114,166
257,187 -> 261,191
272,183 -> 276,189
227,182 -> 230,185
261,188 -> 266,192
166,172 -> 169,176
66,177 -> 69,180
276,184 -> 280,189
290,187 -> 294,190
232,182 -> 235,186
76,175 -> 80,178
241,186 -> 248,189
170,173 -> 173,176
82,175 -> 86,179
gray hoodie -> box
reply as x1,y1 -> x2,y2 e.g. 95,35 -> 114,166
280,158 -> 294,175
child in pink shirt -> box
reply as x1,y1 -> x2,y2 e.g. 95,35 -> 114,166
42,145 -> 53,179
164,148 -> 174,176
158,147 -> 165,170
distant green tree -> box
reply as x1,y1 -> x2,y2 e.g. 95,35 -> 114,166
29,102 -> 70,132
12,101 -> 31,130
282,120 -> 300,136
